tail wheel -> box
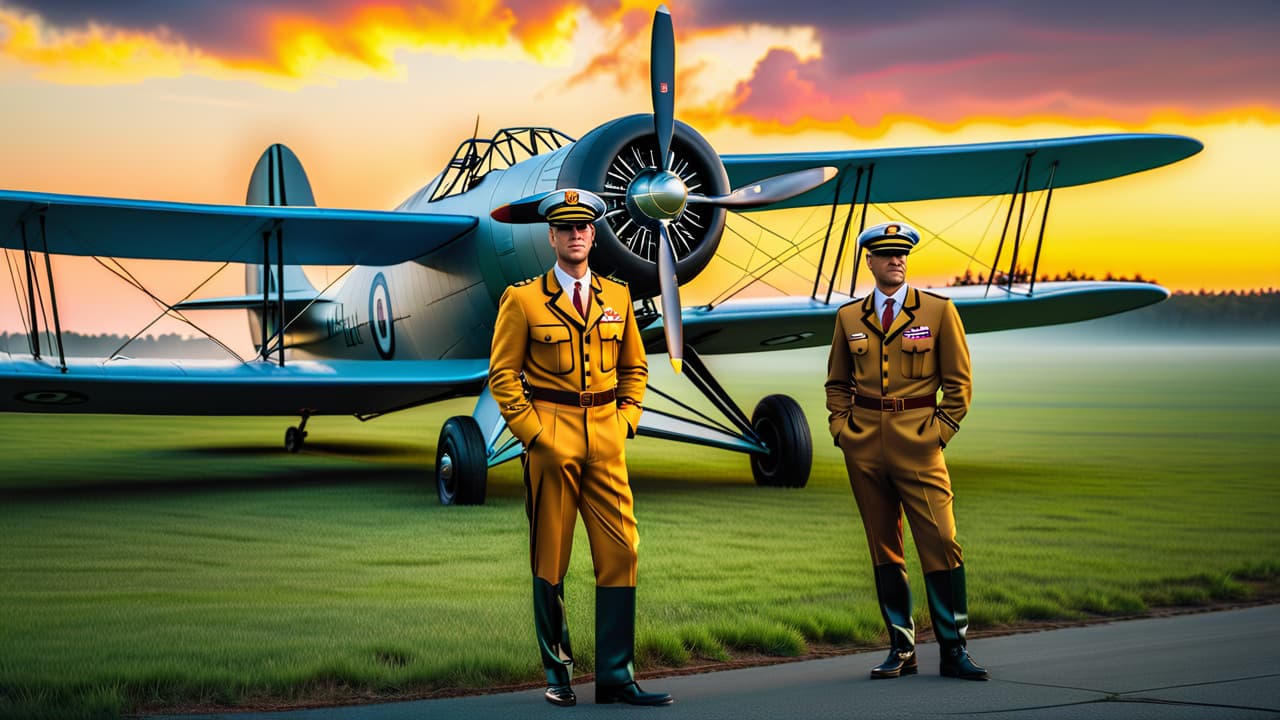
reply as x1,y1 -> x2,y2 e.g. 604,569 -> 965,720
750,394 -> 812,488
436,416 -> 487,505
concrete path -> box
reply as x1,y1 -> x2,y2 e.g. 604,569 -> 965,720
154,604 -> 1280,719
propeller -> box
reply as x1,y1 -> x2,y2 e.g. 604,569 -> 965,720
495,5 -> 838,374
651,6 -> 675,173
641,6 -> 835,373
686,167 -> 838,209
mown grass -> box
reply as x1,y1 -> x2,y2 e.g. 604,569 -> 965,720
1,331 -> 1278,719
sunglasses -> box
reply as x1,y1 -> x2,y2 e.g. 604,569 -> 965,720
551,223 -> 592,232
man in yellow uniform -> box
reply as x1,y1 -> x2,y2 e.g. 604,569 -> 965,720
825,221 -> 988,682
489,189 -> 672,707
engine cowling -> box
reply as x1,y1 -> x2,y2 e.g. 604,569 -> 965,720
549,114 -> 729,300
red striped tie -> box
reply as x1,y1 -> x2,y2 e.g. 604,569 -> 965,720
573,281 -> 585,319
881,298 -> 895,333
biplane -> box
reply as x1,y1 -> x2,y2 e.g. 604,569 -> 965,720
0,6 -> 1201,504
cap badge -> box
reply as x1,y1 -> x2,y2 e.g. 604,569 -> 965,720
565,190 -> 579,205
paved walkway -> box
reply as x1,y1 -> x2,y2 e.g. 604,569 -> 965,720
154,604 -> 1280,719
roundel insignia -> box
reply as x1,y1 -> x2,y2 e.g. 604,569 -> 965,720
18,390 -> 88,405
369,272 -> 395,360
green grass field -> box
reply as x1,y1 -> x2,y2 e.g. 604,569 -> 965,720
2,331 -> 1278,719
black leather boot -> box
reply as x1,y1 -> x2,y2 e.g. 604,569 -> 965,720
533,578 -> 577,704
593,586 -> 672,706
870,564 -> 917,679
925,566 -> 988,681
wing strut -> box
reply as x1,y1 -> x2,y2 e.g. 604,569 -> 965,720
258,222 -> 287,366
1028,162 -> 1059,296
1006,153 -> 1035,293
982,152 -> 1059,298
810,167 -> 847,299
812,162 -> 874,305
14,211 -> 68,372
985,154 -> 1031,297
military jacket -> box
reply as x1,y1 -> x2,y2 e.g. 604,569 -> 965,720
490,270 -> 647,447
825,287 -> 971,448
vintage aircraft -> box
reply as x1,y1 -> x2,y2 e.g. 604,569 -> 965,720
0,6 -> 1201,504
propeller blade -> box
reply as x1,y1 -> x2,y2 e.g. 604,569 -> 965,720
651,5 -> 675,171
655,221 -> 683,373
687,166 -> 838,209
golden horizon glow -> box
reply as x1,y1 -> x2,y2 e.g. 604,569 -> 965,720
0,2 -> 1275,341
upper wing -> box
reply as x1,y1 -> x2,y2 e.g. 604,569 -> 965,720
641,281 -> 1169,355
721,134 -> 1203,210
0,189 -> 478,265
0,356 -> 489,415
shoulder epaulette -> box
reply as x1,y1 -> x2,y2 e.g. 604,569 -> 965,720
512,276 -> 536,287
602,275 -> 628,287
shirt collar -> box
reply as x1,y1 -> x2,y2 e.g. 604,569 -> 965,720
552,263 -> 591,296
873,284 -> 908,316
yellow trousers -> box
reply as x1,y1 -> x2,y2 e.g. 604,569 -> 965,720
524,401 -> 638,587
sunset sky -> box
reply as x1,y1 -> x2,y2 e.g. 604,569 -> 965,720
0,0 -> 1276,342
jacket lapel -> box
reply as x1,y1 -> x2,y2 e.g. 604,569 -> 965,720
859,295 -> 883,339
884,287 -> 919,343
583,274 -> 604,332
544,270 -> 585,328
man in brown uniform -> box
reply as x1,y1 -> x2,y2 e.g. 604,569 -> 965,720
489,189 -> 672,707
826,221 -> 988,681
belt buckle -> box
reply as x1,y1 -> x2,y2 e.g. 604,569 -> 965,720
579,391 -> 593,407
881,397 -> 900,412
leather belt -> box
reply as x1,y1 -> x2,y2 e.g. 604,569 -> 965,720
529,386 -> 617,408
853,393 -> 936,412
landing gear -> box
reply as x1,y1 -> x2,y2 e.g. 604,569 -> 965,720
284,413 -> 310,453
749,394 -> 812,488
436,416 -> 487,505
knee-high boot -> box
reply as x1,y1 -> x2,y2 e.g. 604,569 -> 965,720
533,577 -> 574,687
870,563 -> 917,678
924,565 -> 988,680
593,587 -> 672,705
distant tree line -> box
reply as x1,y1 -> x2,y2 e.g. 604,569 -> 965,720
1139,289 -> 1280,329
951,267 -> 1158,286
0,331 -> 232,358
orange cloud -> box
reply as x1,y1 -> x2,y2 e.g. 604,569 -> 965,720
0,1 -> 599,86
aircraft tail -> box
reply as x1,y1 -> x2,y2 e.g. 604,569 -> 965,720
245,143 -> 320,297
244,144 -> 322,354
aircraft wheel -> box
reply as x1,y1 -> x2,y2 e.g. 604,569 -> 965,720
749,394 -> 812,488
284,426 -> 306,453
436,416 -> 488,506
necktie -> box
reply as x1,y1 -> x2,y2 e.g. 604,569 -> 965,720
573,281 -> 585,319
881,298 -> 895,332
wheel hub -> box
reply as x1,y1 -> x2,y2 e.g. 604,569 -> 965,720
439,452 -> 454,482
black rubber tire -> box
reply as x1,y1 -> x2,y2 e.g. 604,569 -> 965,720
436,416 -> 488,505
284,426 -> 305,453
749,394 -> 812,488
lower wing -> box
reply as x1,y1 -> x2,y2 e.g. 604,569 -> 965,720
0,357 -> 489,415
642,281 -> 1169,355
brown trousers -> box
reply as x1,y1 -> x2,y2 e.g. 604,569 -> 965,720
839,408 -> 963,574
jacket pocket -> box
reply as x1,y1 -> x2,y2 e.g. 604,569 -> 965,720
899,334 -> 935,378
598,321 -> 623,373
529,324 -> 574,375
847,335 -> 869,374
